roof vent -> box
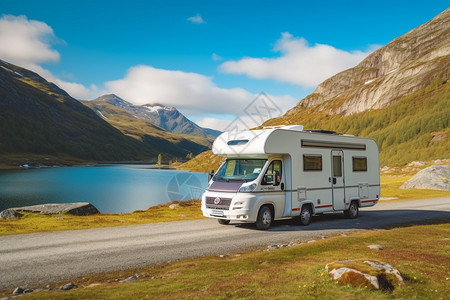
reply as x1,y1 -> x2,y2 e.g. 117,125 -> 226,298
304,129 -> 336,134
263,125 -> 304,131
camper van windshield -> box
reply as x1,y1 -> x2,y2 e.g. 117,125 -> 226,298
214,159 -> 266,182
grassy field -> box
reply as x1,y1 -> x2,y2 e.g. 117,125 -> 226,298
3,222 -> 448,299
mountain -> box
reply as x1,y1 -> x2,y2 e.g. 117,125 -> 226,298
0,60 -> 207,167
93,94 -> 220,141
0,60 -> 159,167
264,8 -> 450,166
82,100 -> 209,157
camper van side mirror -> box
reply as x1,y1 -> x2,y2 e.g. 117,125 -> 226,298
208,170 -> 215,181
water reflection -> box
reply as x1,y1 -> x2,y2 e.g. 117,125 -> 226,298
0,165 -> 208,213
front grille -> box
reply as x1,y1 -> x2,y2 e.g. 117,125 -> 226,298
206,197 -> 232,210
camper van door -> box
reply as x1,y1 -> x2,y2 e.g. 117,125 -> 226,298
331,150 -> 346,210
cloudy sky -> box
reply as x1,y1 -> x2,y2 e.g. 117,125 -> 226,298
0,0 -> 448,130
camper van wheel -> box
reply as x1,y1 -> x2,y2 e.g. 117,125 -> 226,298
344,201 -> 359,219
217,219 -> 230,225
256,205 -> 273,230
299,205 -> 312,226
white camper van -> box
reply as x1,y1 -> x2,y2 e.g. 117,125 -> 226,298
201,125 -> 380,230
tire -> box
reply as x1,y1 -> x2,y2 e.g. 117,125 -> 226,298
299,205 -> 312,226
217,219 -> 230,225
256,205 -> 273,230
345,201 -> 359,219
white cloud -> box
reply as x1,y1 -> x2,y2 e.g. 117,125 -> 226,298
212,53 -> 223,61
187,13 -> 206,24
104,65 -> 297,129
0,14 -> 60,65
196,117 -> 232,131
0,14 -> 98,99
219,32 -> 376,88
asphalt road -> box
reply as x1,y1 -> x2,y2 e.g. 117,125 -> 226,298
1,197 -> 449,290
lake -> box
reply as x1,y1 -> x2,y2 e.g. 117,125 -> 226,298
0,165 -> 208,213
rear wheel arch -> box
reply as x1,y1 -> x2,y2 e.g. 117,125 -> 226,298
345,200 -> 359,219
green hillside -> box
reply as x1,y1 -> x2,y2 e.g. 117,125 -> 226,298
0,60 -> 172,167
264,78 -> 450,166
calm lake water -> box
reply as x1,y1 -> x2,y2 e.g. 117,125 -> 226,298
0,165 -> 208,213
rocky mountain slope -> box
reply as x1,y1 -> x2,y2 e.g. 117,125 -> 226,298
93,94 -> 220,141
282,8 -> 450,117
264,8 -> 450,166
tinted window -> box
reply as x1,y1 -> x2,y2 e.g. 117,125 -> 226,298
304,155 -> 322,171
353,157 -> 368,172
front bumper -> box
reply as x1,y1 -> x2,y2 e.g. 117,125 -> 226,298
201,191 -> 258,222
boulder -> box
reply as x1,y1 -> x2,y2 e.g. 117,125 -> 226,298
326,259 -> 404,292
11,203 -> 99,216
400,165 -> 450,190
368,244 -> 386,250
0,203 -> 100,219
0,208 -> 23,220
60,283 -> 78,290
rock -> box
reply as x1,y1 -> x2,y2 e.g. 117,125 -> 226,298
0,209 -> 23,220
4,202 -> 100,216
400,165 -> 450,190
326,259 -> 404,291
119,274 -> 139,283
368,244 -> 386,250
407,161 -> 426,167
11,287 -> 33,295
12,287 -> 24,295
60,283 -> 78,290
169,204 -> 180,209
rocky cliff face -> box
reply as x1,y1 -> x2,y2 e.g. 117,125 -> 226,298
285,8 -> 450,117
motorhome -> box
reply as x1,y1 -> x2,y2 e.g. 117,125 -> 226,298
201,125 -> 380,230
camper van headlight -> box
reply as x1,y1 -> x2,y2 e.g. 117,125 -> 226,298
238,183 -> 257,193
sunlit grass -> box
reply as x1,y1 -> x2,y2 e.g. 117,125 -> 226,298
0,200 -> 204,235
7,223 -> 449,299
380,176 -> 450,201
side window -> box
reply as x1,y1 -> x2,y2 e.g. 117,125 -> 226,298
333,155 -> 342,177
303,155 -> 322,171
262,160 -> 282,185
353,157 -> 368,172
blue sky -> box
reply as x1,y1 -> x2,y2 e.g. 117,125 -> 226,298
0,1 -> 448,130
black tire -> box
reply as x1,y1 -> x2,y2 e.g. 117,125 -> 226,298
217,219 -> 230,225
344,201 -> 359,219
256,205 -> 273,230
299,205 -> 312,226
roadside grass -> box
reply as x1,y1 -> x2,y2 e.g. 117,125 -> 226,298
7,223 -> 449,299
380,176 -> 450,201
0,200 -> 204,235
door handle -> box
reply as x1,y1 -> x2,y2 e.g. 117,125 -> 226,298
333,178 -> 337,184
